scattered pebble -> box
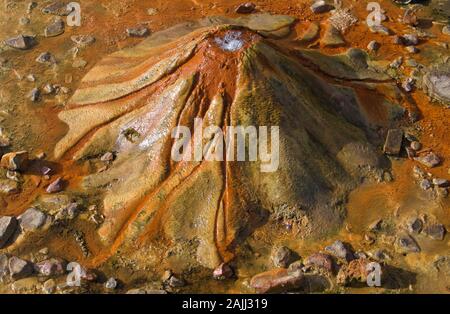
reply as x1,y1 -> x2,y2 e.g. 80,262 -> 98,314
414,152 -> 441,168
390,56 -> 403,69
105,277 -> 118,289
30,88 -> 41,102
325,240 -> 354,262
406,216 -> 423,234
410,141 -> 421,151
432,178 -> 449,187
36,52 -> 56,65
235,2 -> 256,14
310,0 -> 333,14
19,17 -> 30,26
126,26 -> 150,38
271,246 -> 297,268
168,275 -> 186,288
5,35 -> 36,50
369,25 -> 391,36
42,1 -> 72,16
423,224 -> 446,241
100,152 -> 115,162
420,179 -> 432,190
396,233 -> 420,254
0,216 -> 18,248
18,208 -> 47,232
213,263 -> 233,280
70,35 -> 96,47
8,256 -> 33,280
406,46 -> 419,54
401,34 -> 419,46
44,18 -> 65,37
367,40 -> 380,52
46,177 -> 65,193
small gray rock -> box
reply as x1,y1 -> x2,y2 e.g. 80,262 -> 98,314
369,25 -> 391,36
0,254 -> 9,278
0,216 -> 18,248
432,178 -> 449,187
405,217 -> 423,234
390,57 -> 403,69
423,65 -> 450,104
367,40 -> 380,52
414,152 -> 441,168
325,240 -> 354,262
406,46 -> 419,54
105,277 -> 118,289
44,19 -> 65,37
100,152 -> 115,162
42,1 -> 72,16
423,224 -> 446,241
168,275 -> 185,288
18,208 -> 47,232
310,1 -> 333,14
36,52 -> 56,64
8,256 -> 33,280
396,234 -> 420,253
442,26 -> 450,36
271,246 -> 297,268
46,177 -> 65,193
55,202 -> 80,220
19,17 -> 30,25
30,88 -> 40,102
402,34 -> 419,46
5,35 -> 36,50
126,26 -> 150,37
410,141 -> 422,151
235,2 -> 256,14
420,179 -> 432,190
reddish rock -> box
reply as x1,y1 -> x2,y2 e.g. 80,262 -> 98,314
250,269 -> 305,293
304,253 -> 335,273
336,258 -> 380,286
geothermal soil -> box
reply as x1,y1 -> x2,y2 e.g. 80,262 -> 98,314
0,0 -> 449,294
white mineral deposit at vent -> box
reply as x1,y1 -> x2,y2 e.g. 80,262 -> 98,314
215,31 -> 244,52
